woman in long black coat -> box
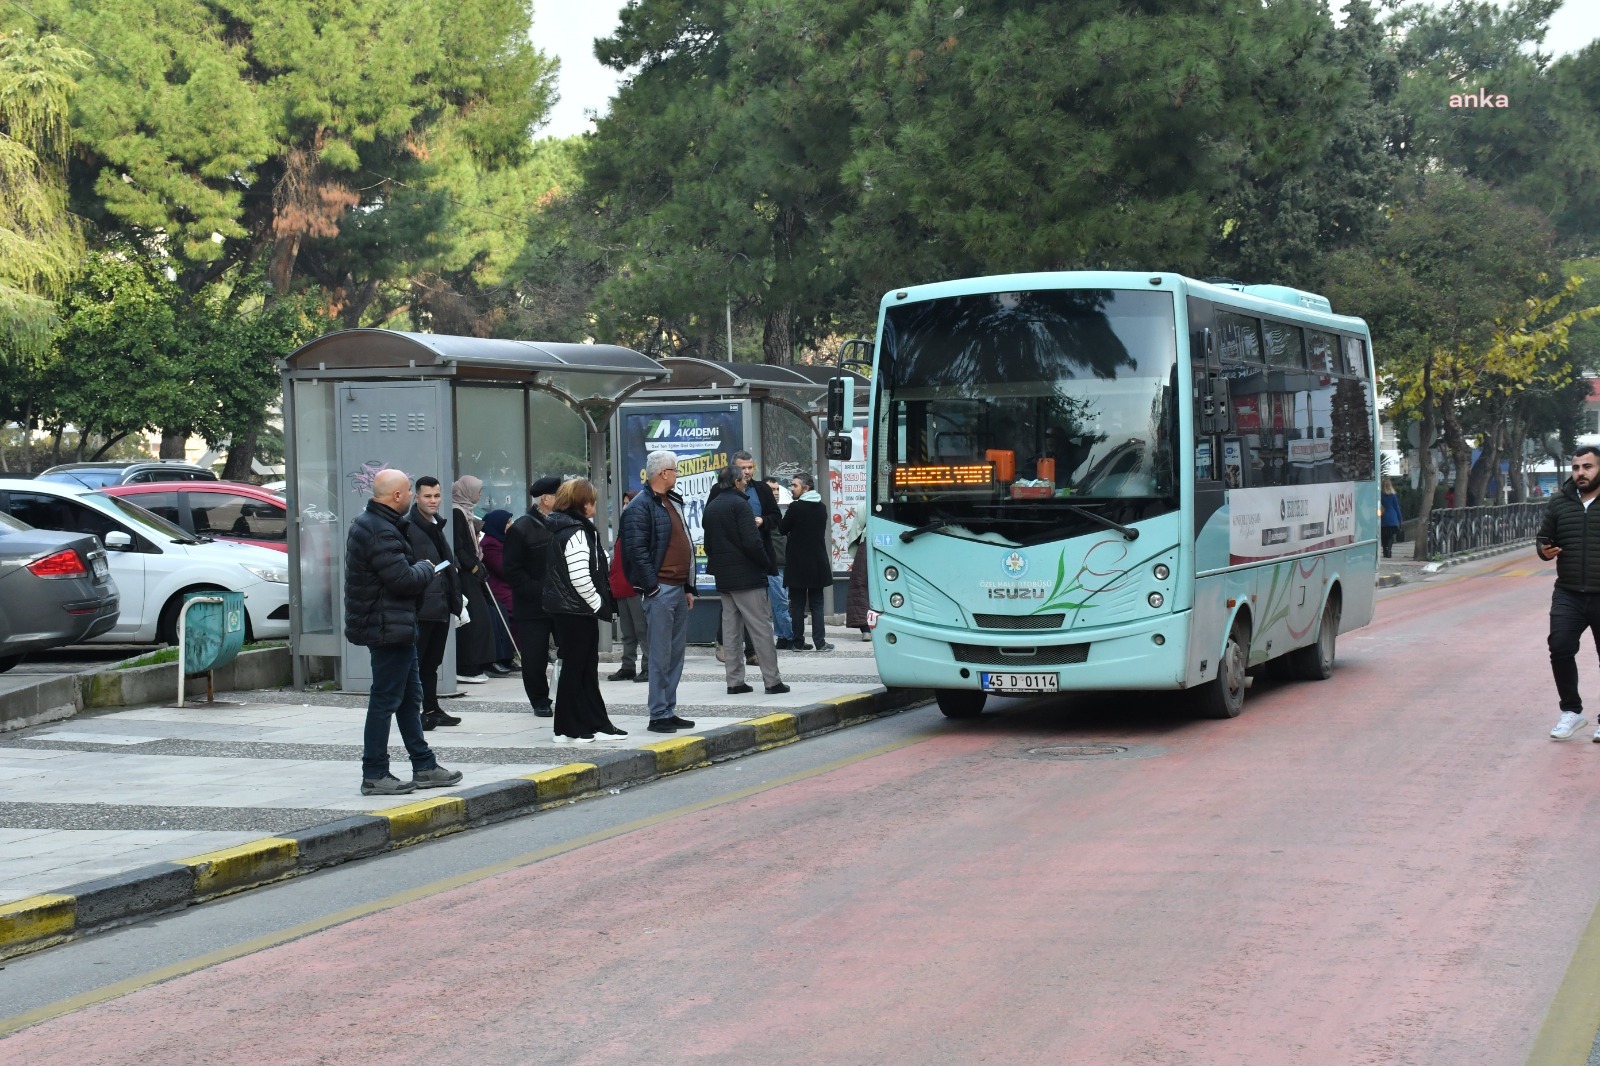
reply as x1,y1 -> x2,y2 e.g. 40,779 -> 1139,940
780,470 -> 833,651
542,478 -> 624,742
451,476 -> 497,682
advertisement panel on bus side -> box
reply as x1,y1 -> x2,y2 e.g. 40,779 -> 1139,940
1228,482 -> 1357,564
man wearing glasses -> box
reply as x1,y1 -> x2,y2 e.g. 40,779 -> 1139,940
619,450 -> 698,733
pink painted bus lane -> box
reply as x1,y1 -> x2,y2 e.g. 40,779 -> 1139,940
5,559 -> 1598,1064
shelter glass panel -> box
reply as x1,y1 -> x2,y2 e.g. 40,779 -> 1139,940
456,385 -> 527,518
761,403 -> 815,482
527,389 -> 589,486
292,381 -> 339,636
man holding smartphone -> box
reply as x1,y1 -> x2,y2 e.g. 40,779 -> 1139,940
405,475 -> 464,730
1537,445 -> 1600,740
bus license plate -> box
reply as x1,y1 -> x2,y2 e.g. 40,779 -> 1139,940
981,672 -> 1059,694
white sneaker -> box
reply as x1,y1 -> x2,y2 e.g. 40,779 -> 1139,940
551,734 -> 572,744
457,674 -> 488,684
1591,724 -> 1600,743
1552,711 -> 1588,740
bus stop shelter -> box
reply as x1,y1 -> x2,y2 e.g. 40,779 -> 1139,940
281,329 -> 667,691
614,357 -> 867,643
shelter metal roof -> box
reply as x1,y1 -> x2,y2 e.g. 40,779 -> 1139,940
284,328 -> 665,393
654,357 -> 836,395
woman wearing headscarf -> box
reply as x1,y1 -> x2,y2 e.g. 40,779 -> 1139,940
451,475 -> 497,683
542,477 -> 624,742
479,509 -> 520,675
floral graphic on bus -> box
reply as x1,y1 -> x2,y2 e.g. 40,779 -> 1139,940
1032,538 -> 1132,613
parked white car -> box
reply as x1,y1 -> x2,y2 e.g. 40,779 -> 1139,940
0,479 -> 290,645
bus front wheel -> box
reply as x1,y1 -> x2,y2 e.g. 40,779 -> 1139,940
936,689 -> 987,719
1196,621 -> 1249,720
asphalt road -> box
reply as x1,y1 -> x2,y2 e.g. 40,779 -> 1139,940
4,555 -> 1599,1064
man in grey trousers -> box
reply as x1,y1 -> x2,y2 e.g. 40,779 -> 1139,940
703,465 -> 789,695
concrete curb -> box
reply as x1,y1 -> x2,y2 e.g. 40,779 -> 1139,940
1376,537 -> 1538,588
0,644 -> 304,735
0,684 -> 931,961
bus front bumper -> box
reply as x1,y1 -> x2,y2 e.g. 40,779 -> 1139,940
870,611 -> 1191,693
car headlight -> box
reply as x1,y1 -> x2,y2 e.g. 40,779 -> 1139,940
243,564 -> 289,584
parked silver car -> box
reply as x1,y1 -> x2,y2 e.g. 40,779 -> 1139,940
0,511 -> 120,671
35,461 -> 218,489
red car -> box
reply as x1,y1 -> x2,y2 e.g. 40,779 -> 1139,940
103,481 -> 289,553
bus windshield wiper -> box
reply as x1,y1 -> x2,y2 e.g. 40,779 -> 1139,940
899,518 -> 948,542
1036,504 -> 1139,542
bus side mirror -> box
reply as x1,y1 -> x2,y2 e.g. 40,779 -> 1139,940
1201,376 -> 1235,435
1201,326 -> 1219,371
827,377 -> 855,433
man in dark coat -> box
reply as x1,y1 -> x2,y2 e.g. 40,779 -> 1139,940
1537,445 -> 1600,741
503,475 -> 561,716
404,475 -> 463,731
704,465 -> 789,696
780,469 -> 833,650
619,450 -> 697,733
344,468 -> 463,795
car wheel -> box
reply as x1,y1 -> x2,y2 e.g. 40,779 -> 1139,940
1195,618 -> 1250,720
157,588 -> 226,647
1288,594 -> 1340,682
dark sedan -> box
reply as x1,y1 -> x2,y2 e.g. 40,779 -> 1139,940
0,512 -> 120,672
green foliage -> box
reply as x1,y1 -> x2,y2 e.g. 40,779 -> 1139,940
0,31 -> 86,363
37,247 -> 331,455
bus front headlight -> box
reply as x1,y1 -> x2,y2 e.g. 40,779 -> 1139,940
889,593 -> 905,609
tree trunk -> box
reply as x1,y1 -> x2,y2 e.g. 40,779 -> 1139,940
762,304 -> 794,366
1412,365 -> 1440,561
91,432 -> 132,461
222,422 -> 260,482
340,278 -> 380,329
1439,402 -> 1471,508
267,233 -> 302,296
160,432 -> 187,460
1467,419 -> 1502,507
1507,403 -> 1528,503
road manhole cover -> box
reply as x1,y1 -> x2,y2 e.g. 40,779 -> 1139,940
1029,744 -> 1128,759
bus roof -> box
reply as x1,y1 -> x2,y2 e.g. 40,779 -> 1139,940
878,271 -> 1369,335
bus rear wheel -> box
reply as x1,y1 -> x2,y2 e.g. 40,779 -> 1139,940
1288,595 -> 1340,681
936,689 -> 987,719
1196,620 -> 1249,720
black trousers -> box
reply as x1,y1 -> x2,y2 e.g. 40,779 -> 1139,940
1381,525 -> 1399,557
416,619 -> 450,714
789,587 -> 826,648
517,614 -> 554,709
1550,588 -> 1600,713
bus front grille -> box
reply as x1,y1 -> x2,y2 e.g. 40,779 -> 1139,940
950,643 -> 1089,666
972,613 -> 1065,630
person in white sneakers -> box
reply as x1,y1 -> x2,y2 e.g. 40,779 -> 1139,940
1538,446 -> 1600,740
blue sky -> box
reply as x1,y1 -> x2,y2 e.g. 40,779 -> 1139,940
531,1 -> 1600,141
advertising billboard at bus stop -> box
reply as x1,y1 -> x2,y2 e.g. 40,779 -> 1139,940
619,403 -> 744,591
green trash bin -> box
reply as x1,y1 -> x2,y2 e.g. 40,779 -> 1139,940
181,590 -> 246,676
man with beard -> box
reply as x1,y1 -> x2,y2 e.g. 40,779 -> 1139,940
1538,445 -> 1600,740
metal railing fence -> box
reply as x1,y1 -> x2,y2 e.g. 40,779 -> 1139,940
1423,503 -> 1545,558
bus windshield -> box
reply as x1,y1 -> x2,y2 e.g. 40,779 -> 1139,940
875,288 -> 1179,544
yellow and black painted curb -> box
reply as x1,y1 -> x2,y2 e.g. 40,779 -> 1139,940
0,686 -> 930,962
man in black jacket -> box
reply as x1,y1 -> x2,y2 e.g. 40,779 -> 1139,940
704,466 -> 790,696
502,475 -> 561,716
344,468 -> 463,795
1537,446 -> 1600,740
405,475 -> 463,731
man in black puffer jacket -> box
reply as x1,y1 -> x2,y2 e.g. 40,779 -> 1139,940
344,469 -> 463,796
704,465 -> 788,696
503,475 -> 560,716
1538,446 -> 1600,742
404,475 -> 463,731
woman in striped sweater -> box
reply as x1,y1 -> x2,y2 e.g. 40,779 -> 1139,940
541,478 -> 623,742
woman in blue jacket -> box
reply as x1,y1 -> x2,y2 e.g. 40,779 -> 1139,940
1381,477 -> 1403,559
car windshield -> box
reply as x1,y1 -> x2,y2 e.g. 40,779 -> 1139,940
38,468 -> 121,489
88,492 -> 200,544
874,287 -> 1179,543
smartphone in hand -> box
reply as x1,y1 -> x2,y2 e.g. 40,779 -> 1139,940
434,559 -> 452,573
